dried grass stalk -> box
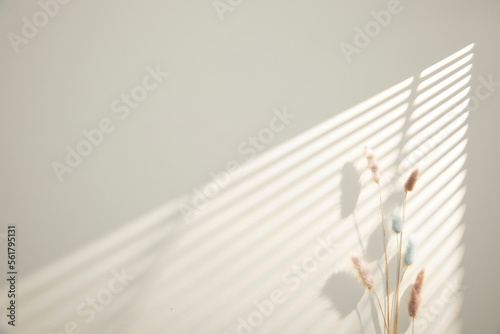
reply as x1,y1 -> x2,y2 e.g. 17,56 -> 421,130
392,206 -> 403,234
351,255 -> 374,290
404,236 -> 417,266
404,169 -> 420,192
408,269 -> 425,318
364,146 -> 380,184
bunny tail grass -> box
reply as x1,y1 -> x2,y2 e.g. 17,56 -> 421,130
392,207 -> 403,234
409,269 -> 425,318
363,146 -> 390,332
364,146 -> 375,160
364,146 -> 380,184
351,255 -> 374,289
352,255 -> 389,333
404,169 -> 420,192
404,236 -> 417,266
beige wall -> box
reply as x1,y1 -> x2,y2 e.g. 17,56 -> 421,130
0,0 -> 499,333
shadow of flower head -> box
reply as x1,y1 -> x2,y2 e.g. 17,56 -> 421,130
340,162 -> 361,219
322,271 -> 364,318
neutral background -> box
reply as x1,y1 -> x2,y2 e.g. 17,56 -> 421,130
1,0 -> 499,333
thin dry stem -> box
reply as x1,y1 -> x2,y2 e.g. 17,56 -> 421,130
377,184 -> 390,334
373,289 -> 390,334
401,266 -> 408,284
394,192 -> 408,334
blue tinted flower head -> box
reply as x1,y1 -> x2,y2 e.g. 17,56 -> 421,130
392,206 -> 403,234
404,236 -> 417,266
